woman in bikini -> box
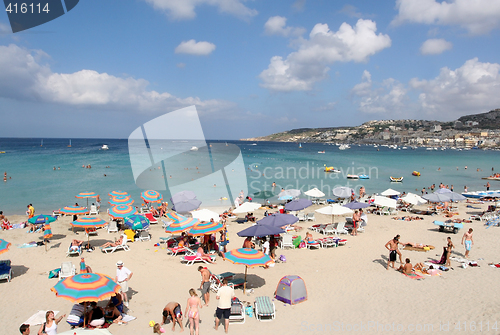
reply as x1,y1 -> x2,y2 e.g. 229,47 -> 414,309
185,288 -> 202,335
101,235 -> 123,249
445,237 -> 454,267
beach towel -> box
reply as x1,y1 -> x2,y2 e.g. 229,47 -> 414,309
429,247 -> 447,264
403,272 -> 424,280
402,244 -> 434,252
23,310 -> 59,326
17,242 -> 38,248
122,314 -> 136,323
466,205 -> 481,209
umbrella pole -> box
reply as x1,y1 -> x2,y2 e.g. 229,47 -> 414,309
243,266 -> 248,294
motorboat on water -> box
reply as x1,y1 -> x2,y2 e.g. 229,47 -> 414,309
358,175 -> 369,179
190,146 -> 199,151
101,145 -> 109,150
339,144 -> 350,150
346,174 -> 359,179
390,176 -> 404,182
324,166 -> 340,173
318,151 -> 325,154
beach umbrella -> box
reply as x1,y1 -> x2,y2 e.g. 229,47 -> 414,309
252,190 -> 275,199
237,224 -> 285,238
164,217 -> 199,234
373,196 -> 398,208
233,202 -> 262,214
278,189 -> 301,199
191,209 -> 220,222
172,199 -> 202,213
401,193 -> 427,205
165,212 -> 188,223
108,190 -> 130,197
171,191 -> 197,203
223,248 -> 274,293
43,223 -> 53,251
380,188 -> 400,196
422,193 -> 452,203
141,190 -> 163,203
0,239 -> 11,255
28,214 -> 56,225
434,188 -> 452,194
332,187 -> 354,198
343,201 -> 370,209
257,213 -> 299,227
108,195 -> 134,206
71,217 -> 107,247
285,199 -> 312,211
304,188 -> 325,198
76,192 -> 99,208
108,205 -> 137,219
60,206 -> 90,216
124,215 -> 150,230
316,204 -> 354,223
188,221 -> 224,237
445,192 -> 467,202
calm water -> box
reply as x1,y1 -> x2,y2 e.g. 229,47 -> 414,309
0,138 -> 499,214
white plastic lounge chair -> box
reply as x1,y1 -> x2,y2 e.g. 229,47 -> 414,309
319,238 -> 336,248
66,243 -> 82,257
0,260 -> 12,282
161,219 -> 173,229
101,235 -> 130,254
254,296 -> 275,321
107,221 -> 118,234
59,262 -> 76,280
333,222 -> 348,235
210,273 -> 245,293
306,240 -> 321,249
279,234 -> 294,249
88,205 -> 99,215
229,300 -> 245,324
297,213 -> 307,221
320,224 -> 335,235
180,254 -> 216,266
85,227 -> 98,238
306,213 -> 316,221
137,230 -> 151,242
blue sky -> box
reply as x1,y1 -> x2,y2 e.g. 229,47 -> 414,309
1,0 -> 500,140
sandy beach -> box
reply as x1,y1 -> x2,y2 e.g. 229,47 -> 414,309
2,201 -> 500,335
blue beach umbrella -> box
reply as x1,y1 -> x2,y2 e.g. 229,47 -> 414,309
171,191 -> 197,204
257,213 -> 299,227
172,199 -> 202,213
124,215 -> 150,230
284,199 -> 313,211
237,224 -> 285,237
28,214 -> 56,224
343,201 -> 370,210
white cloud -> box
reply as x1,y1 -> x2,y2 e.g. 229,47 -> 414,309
264,16 -> 305,37
351,70 -> 409,115
420,38 -> 452,55
259,19 -> 391,92
314,102 -> 337,112
143,0 -> 257,20
393,0 -> 500,35
175,40 -> 216,55
410,58 -> 500,118
351,59 -> 500,120
0,44 -> 234,115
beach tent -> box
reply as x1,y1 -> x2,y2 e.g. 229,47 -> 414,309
275,275 -> 307,305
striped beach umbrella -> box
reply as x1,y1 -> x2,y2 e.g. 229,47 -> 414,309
60,206 -> 89,215
76,192 -> 99,208
28,214 -> 56,224
108,205 -> 137,219
108,190 -> 130,197
141,190 -> 163,203
43,223 -> 53,239
0,239 -> 11,255
71,217 -> 107,248
108,195 -> 134,206
164,217 -> 199,234
188,220 -> 224,237
223,248 -> 275,293
165,212 -> 187,223
124,215 -> 150,230
51,273 -> 120,304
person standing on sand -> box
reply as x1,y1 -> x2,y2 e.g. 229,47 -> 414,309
115,261 -> 133,307
385,235 -> 403,269
445,237 -> 454,267
462,228 -> 474,258
214,279 -> 234,333
185,288 -> 202,335
198,266 -> 211,306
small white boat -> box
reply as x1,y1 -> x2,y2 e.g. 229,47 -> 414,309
190,146 -> 198,151
318,151 -> 325,154
101,145 -> 109,150
346,174 -> 359,179
339,144 -> 350,150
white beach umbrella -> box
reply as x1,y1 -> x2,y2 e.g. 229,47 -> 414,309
401,193 -> 427,205
332,187 -> 354,198
373,196 -> 398,208
191,208 -> 221,222
233,202 -> 262,214
380,188 -> 401,196
278,189 -> 301,198
304,188 -> 325,198
316,204 -> 354,223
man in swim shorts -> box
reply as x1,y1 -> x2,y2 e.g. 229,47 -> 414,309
161,302 -> 184,332
461,228 -> 474,258
215,279 -> 235,333
385,235 -> 403,270
198,266 -> 211,306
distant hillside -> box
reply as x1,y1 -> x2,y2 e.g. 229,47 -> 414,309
457,109 -> 500,129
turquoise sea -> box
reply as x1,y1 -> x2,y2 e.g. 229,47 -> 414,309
1,138 -> 499,214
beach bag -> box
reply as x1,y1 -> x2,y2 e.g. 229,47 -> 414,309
279,255 -> 286,263
48,268 -> 61,279
299,241 -> 306,249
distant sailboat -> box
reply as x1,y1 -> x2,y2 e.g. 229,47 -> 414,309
68,139 -> 72,147
299,143 -> 302,148
40,139 -> 43,147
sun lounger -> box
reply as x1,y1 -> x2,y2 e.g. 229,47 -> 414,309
306,213 -> 316,221
166,246 -> 189,256
101,235 -> 130,254
107,221 -> 118,233
306,240 -> 322,249
433,220 -> 462,234
66,243 -> 82,257
210,273 -> 245,292
279,234 -> 295,249
180,254 -> 216,266
229,300 -> 245,324
254,296 -> 275,321
0,260 -> 12,282
58,262 -> 76,280
137,230 -> 151,242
